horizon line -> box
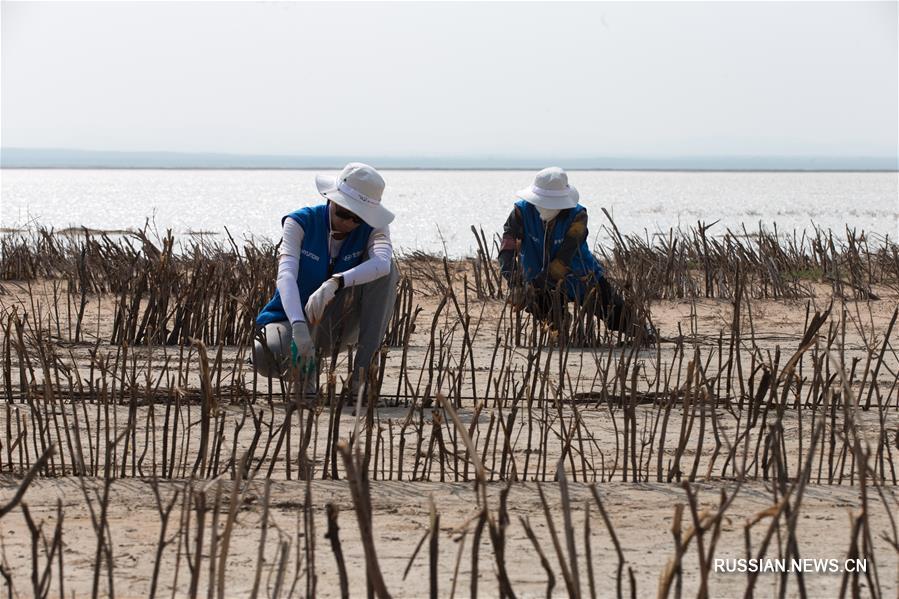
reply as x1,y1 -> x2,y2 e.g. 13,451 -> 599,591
2,146 -> 897,172
3,166 -> 898,174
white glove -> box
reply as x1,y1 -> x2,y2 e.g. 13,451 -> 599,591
291,321 -> 314,358
304,277 -> 340,325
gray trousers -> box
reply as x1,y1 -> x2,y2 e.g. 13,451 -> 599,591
252,261 -> 400,379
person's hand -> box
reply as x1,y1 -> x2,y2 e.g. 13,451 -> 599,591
305,277 -> 340,325
291,321 -> 314,357
291,320 -> 315,374
506,285 -> 527,310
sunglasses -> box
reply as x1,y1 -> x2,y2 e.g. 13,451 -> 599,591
334,206 -> 362,224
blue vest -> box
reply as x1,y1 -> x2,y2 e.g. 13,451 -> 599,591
256,204 -> 373,326
516,199 -> 604,301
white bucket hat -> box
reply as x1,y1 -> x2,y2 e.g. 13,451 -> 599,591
515,166 -> 579,209
315,162 -> 395,228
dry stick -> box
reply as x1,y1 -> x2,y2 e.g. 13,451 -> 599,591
303,478 -> 317,599
589,484 -> 629,599
216,452 -> 248,599
271,539 -> 291,599
863,306 -> 897,410
697,485 -> 741,598
470,510 -> 487,599
837,511 -> 865,599
583,502 -> 597,599
0,444 -> 54,518
20,504 -> 42,599
770,416 -> 809,598
680,484 -> 710,599
249,479 -> 272,599
438,385 -> 501,596
556,459 -> 582,598
448,530 -> 468,599
488,484 -> 517,599
537,483 -> 576,597
325,504 -> 350,599
688,388 -> 708,482
190,339 -> 216,478
53,498 -> 65,599
856,457 -> 884,598
830,351 -> 885,596
19,487 -> 57,599
323,374 -> 341,479
743,419 -> 824,598
149,481 -> 181,599
84,462 -> 116,599
30,497 -> 60,599
352,367 -> 368,452
625,362 -> 640,482
658,503 -> 685,599
337,441 -> 391,599
187,488 -> 207,599
668,360 -> 696,482
170,465 -> 192,594
436,393 -> 486,497
442,257 -> 478,399
429,496 -> 440,599
704,394 -> 728,482
520,515 -> 557,599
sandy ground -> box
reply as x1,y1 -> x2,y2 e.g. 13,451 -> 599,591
0,275 -> 897,597
1,478 -> 896,598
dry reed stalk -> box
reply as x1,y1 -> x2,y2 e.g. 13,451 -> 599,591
325,503 -> 350,599
337,440 -> 391,599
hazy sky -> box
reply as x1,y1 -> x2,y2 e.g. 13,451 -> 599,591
1,1 -> 896,159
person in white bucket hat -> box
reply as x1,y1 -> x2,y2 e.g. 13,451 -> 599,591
254,162 -> 399,401
498,167 -> 656,344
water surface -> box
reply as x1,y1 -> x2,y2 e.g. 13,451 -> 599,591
2,169 -> 896,255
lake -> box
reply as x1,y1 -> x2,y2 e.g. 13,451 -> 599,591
2,168 -> 896,255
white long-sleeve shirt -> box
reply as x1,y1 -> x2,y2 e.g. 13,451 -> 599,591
276,218 -> 393,323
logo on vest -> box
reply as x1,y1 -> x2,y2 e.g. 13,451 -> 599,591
301,248 -> 320,262
342,250 -> 363,262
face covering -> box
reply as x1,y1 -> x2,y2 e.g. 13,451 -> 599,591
535,206 -> 561,222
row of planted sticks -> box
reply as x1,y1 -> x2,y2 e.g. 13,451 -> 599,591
1,286 -> 896,484
1,221 -> 897,348
0,396 -> 894,599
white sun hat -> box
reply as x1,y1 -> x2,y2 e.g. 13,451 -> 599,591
315,162 -> 395,228
515,166 -> 579,209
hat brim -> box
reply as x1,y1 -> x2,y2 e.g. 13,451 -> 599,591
315,174 -> 395,229
515,185 -> 579,209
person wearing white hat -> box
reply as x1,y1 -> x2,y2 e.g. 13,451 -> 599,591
253,162 -> 399,397
498,167 -> 655,343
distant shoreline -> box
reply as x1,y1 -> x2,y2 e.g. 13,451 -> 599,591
3,148 -> 896,172
2,166 -> 897,173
